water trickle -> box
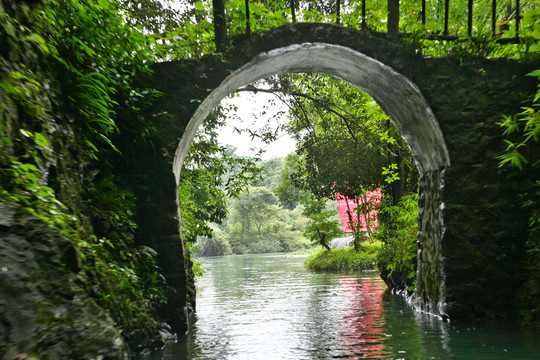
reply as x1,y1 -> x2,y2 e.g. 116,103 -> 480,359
413,169 -> 448,320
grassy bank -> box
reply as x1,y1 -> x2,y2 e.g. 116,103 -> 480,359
305,241 -> 382,272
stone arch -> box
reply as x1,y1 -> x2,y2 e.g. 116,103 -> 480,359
172,42 -> 451,317
173,43 -> 450,181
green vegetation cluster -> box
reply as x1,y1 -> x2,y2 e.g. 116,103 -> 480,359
193,157 -> 319,256
305,242 -> 382,272
184,71 -> 422,280
375,193 -> 419,292
177,106 -> 263,276
231,74 -> 420,284
177,0 -> 539,61
0,0 -> 183,350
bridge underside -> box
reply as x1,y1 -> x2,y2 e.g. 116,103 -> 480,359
129,24 -> 537,331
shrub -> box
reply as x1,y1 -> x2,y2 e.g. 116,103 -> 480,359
305,242 -> 381,272
196,235 -> 232,256
375,193 -> 418,293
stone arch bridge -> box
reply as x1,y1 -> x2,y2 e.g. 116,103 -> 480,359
123,23 -> 536,332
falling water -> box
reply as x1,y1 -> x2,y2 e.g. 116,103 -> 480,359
413,168 -> 448,319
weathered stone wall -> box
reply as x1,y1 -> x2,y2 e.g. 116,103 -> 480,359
145,23 -> 538,323
0,203 -> 128,359
114,129 -> 191,333
412,57 -> 538,320
0,1 -> 130,358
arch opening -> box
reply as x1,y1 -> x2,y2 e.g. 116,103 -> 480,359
175,43 -> 451,317
173,43 -> 450,183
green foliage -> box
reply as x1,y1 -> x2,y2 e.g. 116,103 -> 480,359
255,157 -> 285,188
273,153 -> 311,209
187,242 -> 206,279
498,70 -> 540,169
0,131 -> 165,337
196,233 -> 233,257
262,73 -> 416,251
224,186 -> 309,254
179,107 -> 263,243
119,0 -> 186,34
87,177 -> 137,239
302,197 -> 343,250
195,182 -> 311,256
29,0 -> 153,161
0,130 -> 76,235
1,0 -> 169,340
0,70 -> 45,117
68,72 -> 120,159
375,193 -> 419,292
81,175 -> 167,335
152,0 -> 540,61
498,69 -> 540,329
278,73 -> 393,201
80,236 -> 166,332
225,0 -> 290,36
228,186 -> 279,235
1,160 -> 74,231
305,242 -> 382,272
190,155 -> 309,256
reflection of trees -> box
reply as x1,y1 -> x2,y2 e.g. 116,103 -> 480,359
380,291 -> 426,358
336,275 -> 388,358
299,273 -> 345,356
161,256 -> 537,359
336,275 -> 452,359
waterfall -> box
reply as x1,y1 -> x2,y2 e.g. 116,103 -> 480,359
412,169 -> 449,320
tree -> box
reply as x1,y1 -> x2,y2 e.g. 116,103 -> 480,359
277,74 -> 415,249
119,0 -> 186,34
228,186 -> 279,236
237,73 -> 418,250
213,0 -> 227,51
273,153 -> 310,210
256,157 -> 286,189
302,198 -> 343,250
179,107 -> 263,244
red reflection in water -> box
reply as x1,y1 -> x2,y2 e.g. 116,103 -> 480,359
337,276 -> 388,359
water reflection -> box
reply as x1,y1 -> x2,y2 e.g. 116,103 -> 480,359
336,276 -> 386,358
141,254 -> 540,360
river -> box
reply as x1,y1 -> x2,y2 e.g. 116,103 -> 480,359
143,253 -> 540,359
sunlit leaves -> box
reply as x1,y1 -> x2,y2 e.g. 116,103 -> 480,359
382,163 -> 400,184
498,70 -> 540,169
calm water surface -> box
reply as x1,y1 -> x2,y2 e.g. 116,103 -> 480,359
144,253 -> 540,359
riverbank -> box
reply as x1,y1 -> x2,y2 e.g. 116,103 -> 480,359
304,241 -> 382,272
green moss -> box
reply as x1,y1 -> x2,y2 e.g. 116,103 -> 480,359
304,241 -> 381,272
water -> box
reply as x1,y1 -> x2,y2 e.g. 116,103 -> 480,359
143,253 -> 540,359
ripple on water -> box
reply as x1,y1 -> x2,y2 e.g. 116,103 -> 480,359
141,253 -> 540,360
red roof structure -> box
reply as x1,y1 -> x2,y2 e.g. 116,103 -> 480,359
336,189 -> 381,233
